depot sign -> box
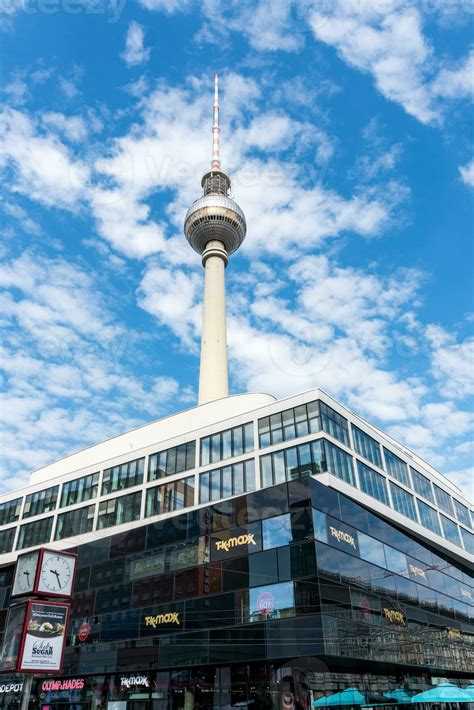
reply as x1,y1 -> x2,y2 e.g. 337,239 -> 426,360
0,683 -> 23,694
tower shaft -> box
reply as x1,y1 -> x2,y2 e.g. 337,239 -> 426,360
184,73 -> 246,405
199,241 -> 229,404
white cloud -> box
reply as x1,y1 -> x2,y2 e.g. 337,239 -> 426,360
137,0 -> 190,11
58,76 -> 80,98
0,108 -> 89,209
459,158 -> 474,188
122,21 -> 151,67
443,468 -> 474,502
41,112 -> 89,142
432,49 -> 474,100
307,3 -> 439,124
0,251 -> 183,493
427,326 -> 474,399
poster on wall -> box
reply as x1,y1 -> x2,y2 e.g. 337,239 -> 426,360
18,600 -> 70,673
0,604 -> 27,672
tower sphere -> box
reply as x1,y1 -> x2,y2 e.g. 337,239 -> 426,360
184,170 -> 247,256
184,193 -> 247,256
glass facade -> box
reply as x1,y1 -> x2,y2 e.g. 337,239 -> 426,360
441,514 -> 461,546
0,477 -> 472,710
102,458 -> 145,495
258,401 -> 349,449
0,497 -> 22,526
0,527 -> 15,554
410,467 -> 434,503
199,460 -> 255,503
22,486 -> 59,518
389,482 -> 418,522
433,483 -> 455,516
149,441 -> 196,481
417,499 -> 442,535
1,398 -> 470,556
453,499 -> 471,527
261,440 -> 354,488
383,448 -> 410,487
55,504 -> 95,540
17,516 -> 54,549
460,526 -> 474,554
97,492 -> 142,529
200,424 -> 253,466
61,472 -> 99,507
357,461 -> 389,505
146,477 -> 195,517
351,425 -> 382,468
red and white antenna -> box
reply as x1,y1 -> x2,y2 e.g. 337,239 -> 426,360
211,72 -> 221,170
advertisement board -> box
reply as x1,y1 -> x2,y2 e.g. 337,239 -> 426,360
17,600 -> 70,673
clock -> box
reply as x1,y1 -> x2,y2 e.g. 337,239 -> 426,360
11,548 -> 77,599
36,549 -> 77,597
12,551 -> 40,597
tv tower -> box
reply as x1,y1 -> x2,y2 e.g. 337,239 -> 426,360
184,73 -> 247,405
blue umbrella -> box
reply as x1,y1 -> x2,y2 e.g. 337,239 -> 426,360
313,688 -> 366,707
313,688 -> 395,707
410,682 -> 473,703
464,685 -> 474,699
384,689 -> 412,704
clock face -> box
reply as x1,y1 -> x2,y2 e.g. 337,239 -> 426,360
37,551 -> 75,596
12,551 -> 40,596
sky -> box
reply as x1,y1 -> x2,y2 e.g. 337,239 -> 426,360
0,0 -> 473,502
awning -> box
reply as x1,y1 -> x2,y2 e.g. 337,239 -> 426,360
384,689 -> 413,704
410,682 -> 473,703
312,688 -> 397,707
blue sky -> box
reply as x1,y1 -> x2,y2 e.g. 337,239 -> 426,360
0,0 -> 473,500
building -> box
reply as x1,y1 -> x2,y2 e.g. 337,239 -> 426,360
0,75 -> 473,709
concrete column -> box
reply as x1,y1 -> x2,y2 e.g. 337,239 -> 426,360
198,240 -> 229,405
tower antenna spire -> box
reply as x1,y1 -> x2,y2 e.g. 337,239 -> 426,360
211,72 -> 221,169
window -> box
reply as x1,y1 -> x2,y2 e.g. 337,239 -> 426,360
440,515 -> 461,547
358,532 -> 386,568
23,486 -> 59,518
318,402 -> 350,446
145,476 -> 195,517
384,545 -> 408,576
61,472 -> 99,507
0,527 -> 16,554
148,441 -> 196,481
452,499 -> 471,527
261,440 -> 354,488
417,499 -> 441,535
460,527 -> 474,555
433,484 -> 454,516
17,517 -> 54,549
262,514 -> 293,550
383,448 -> 410,487
97,491 -> 142,529
199,460 -> 255,503
351,426 -> 382,468
357,461 -> 388,505
102,458 -> 144,495
0,497 -> 22,526
55,505 -> 95,540
200,423 -> 253,466
390,482 -> 418,522
322,441 -> 355,485
248,581 -> 295,622
410,468 -> 434,503
258,400 -> 349,448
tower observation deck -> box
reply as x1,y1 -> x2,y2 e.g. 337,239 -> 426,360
184,73 -> 247,405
